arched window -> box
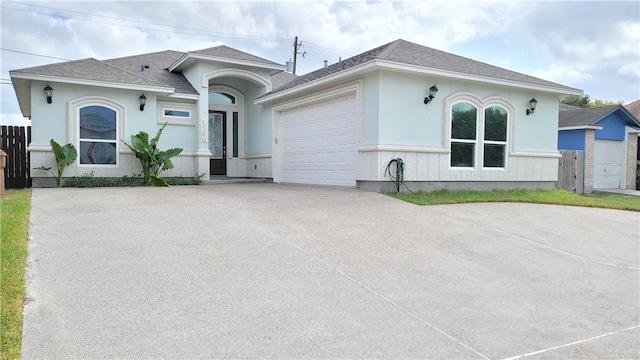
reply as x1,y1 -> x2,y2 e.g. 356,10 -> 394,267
78,105 -> 118,165
451,102 -> 478,167
449,97 -> 510,169
209,92 -> 236,104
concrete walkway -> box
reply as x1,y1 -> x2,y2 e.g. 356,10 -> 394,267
23,184 -> 639,359
595,188 -> 640,196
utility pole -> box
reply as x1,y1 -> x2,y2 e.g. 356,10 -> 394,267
292,36 -> 306,75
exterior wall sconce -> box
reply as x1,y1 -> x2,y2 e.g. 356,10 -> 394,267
526,97 -> 538,115
424,84 -> 438,105
139,94 -> 147,111
44,84 -> 53,104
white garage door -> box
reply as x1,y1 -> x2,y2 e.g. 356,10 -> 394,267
593,139 -> 622,189
278,94 -> 357,186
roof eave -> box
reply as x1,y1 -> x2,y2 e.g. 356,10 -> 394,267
10,73 -> 175,94
256,59 -> 583,105
375,60 -> 583,96
255,61 -> 378,104
169,53 -> 284,73
559,125 -> 604,131
10,76 -> 32,118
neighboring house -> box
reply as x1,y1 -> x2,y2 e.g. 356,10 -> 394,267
558,103 -> 640,192
624,99 -> 640,177
11,39 -> 582,191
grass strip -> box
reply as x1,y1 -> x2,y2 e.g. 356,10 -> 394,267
391,189 -> 640,211
1,189 -> 32,360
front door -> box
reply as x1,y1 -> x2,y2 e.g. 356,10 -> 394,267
209,111 -> 226,175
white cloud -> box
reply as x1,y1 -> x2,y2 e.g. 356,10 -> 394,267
1,0 -> 639,115
534,63 -> 594,84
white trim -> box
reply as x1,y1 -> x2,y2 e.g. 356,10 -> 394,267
445,93 -> 514,170
374,59 -> 583,96
169,53 -> 284,72
27,144 -> 52,152
10,73 -> 174,94
201,68 -> 272,92
510,151 -> 562,158
358,144 -> 449,153
68,96 -> 125,168
257,62 -> 376,104
244,153 -> 271,159
255,59 -> 582,104
207,85 -> 246,162
168,93 -> 199,100
272,82 -> 361,111
625,125 -> 640,134
157,101 -> 196,126
559,125 -> 604,131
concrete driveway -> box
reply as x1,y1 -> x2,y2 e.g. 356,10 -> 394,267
23,184 -> 639,359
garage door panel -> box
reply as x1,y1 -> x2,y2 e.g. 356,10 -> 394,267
594,139 -> 621,189
279,94 -> 357,186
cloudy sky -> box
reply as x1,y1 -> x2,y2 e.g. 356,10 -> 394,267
1,0 -> 639,126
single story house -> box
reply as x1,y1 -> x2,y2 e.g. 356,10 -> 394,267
11,39 -> 583,191
558,103 -> 640,192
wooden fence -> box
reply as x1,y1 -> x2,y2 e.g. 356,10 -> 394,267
557,150 -> 583,194
1,126 -> 31,188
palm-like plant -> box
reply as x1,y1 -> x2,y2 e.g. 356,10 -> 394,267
121,123 -> 182,186
34,139 -> 77,187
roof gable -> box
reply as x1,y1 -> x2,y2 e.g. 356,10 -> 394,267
260,39 -> 582,100
168,45 -> 283,72
191,45 -> 282,67
559,105 -> 640,128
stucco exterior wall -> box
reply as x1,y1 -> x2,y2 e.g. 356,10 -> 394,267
356,70 -> 561,187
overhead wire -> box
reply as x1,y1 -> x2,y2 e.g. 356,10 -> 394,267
2,2 -> 356,70
0,48 -> 72,61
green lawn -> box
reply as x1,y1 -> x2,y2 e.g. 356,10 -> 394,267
391,189 -> 640,211
1,189 -> 31,360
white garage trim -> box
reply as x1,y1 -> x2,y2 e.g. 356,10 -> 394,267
593,139 -> 622,189
272,82 -> 363,186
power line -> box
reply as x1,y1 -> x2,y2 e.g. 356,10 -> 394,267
1,48 -> 72,61
2,2 -> 351,60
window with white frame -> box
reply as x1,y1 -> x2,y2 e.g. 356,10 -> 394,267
450,101 -> 509,169
157,102 -> 196,126
78,105 -> 118,165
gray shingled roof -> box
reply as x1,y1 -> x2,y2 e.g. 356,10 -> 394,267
10,58 -> 172,89
559,105 -> 640,127
104,50 -> 198,95
559,103 -> 582,111
264,39 -> 581,97
625,99 -> 640,119
271,71 -> 299,92
191,45 -> 282,67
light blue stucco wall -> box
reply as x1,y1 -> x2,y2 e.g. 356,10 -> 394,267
366,70 -> 561,153
181,63 -> 273,155
29,80 -> 157,146
362,72 -> 380,144
245,84 -> 271,155
558,129 -> 586,150
595,111 -> 631,141
376,71 -> 442,146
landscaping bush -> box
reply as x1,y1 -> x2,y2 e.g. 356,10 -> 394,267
63,172 -> 203,187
